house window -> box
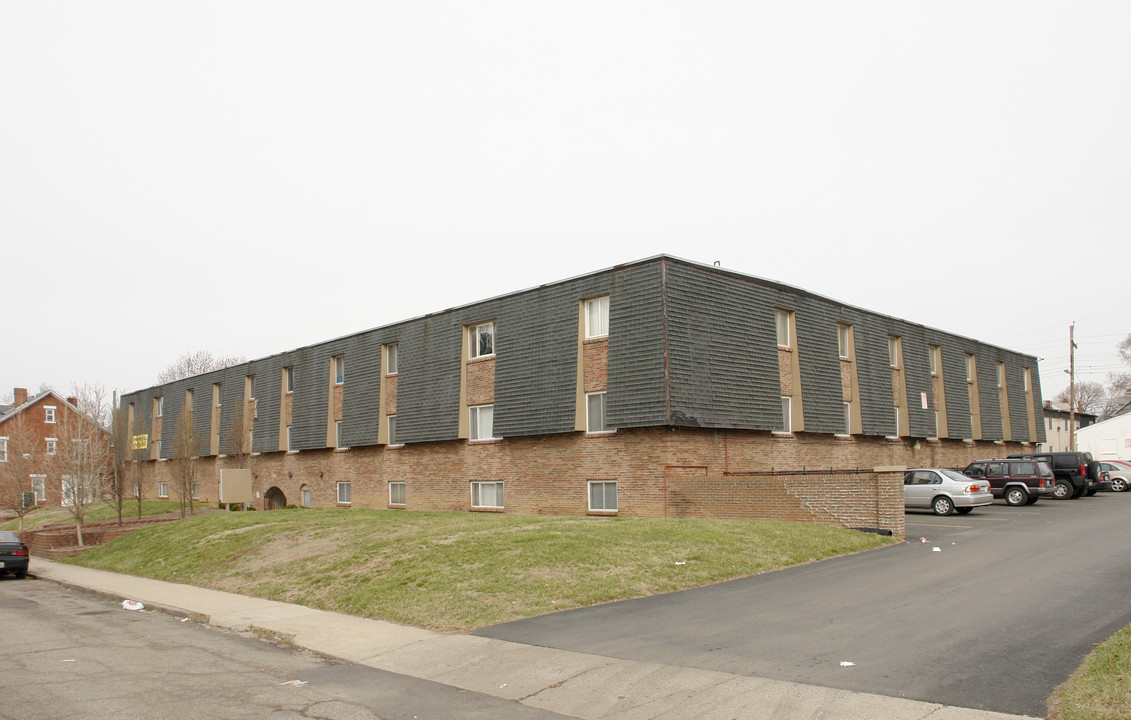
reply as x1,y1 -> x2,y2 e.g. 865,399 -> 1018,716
586,296 -> 609,338
214,383 -> 222,407
191,482 -> 199,499
929,346 -> 939,376
469,404 -> 495,441
301,486 -> 311,507
843,403 -> 851,435
157,481 -> 168,498
1023,368 -> 1031,391
155,397 -> 164,417
31,475 -> 46,503
387,343 -> 399,374
775,309 -> 790,348
334,356 -> 345,385
470,322 -> 495,359
587,392 -> 612,433
285,366 -> 294,393
966,355 -> 975,382
390,481 -> 406,506
337,481 -> 351,505
997,363 -> 1005,388
471,481 -> 503,509
888,337 -> 900,368
46,438 -> 57,456
155,439 -> 162,457
248,375 -> 255,400
778,397 -> 791,433
837,325 -> 850,358
0,437 -> 6,462
335,421 -> 343,448
388,415 -> 398,446
588,480 -> 617,511
933,411 -> 940,438
894,407 -> 901,436
45,406 -> 57,423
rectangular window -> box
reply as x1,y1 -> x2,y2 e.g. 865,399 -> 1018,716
157,481 -> 168,498
933,410 -> 940,438
837,325 -> 850,358
778,397 -> 791,433
843,403 -> 851,435
337,481 -> 351,504
588,480 -> 617,511
888,337 -> 900,368
191,482 -> 200,499
390,481 -> 406,506
0,437 -> 7,462
966,355 -> 975,382
894,407 -> 901,436
248,375 -> 255,400
46,438 -> 57,456
155,397 -> 164,417
335,421 -> 343,448
469,404 -> 495,441
775,309 -> 790,348
301,487 -> 311,507
470,322 -> 495,358
334,356 -> 345,384
387,343 -> 399,374
186,388 -> 194,412
997,363 -> 1005,388
286,426 -> 292,451
1023,368 -> 1031,391
471,481 -> 504,508
388,415 -> 398,446
285,366 -> 294,393
156,438 -> 162,457
586,392 -> 612,433
214,383 -> 222,407
929,346 -> 939,376
31,475 -> 46,503
586,296 -> 609,338
45,406 -> 57,423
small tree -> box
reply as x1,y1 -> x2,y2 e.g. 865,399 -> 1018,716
0,417 -> 42,531
52,409 -> 112,547
170,404 -> 198,518
130,444 -> 147,519
106,398 -> 133,526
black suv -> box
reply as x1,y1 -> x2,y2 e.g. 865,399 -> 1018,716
963,458 -> 1055,506
1007,451 -> 1104,499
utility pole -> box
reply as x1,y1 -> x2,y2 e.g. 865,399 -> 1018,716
1069,323 -> 1076,451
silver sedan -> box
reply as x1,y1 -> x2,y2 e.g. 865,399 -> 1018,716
904,468 -> 994,516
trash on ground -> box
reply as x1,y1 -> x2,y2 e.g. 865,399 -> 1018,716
279,680 -> 308,687
920,537 -> 927,543
121,600 -> 144,611
180,617 -> 190,622
63,659 -> 76,663
840,661 -> 855,667
500,683 -> 508,689
675,561 -> 686,565
932,547 -> 941,552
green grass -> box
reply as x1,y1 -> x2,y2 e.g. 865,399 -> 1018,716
62,508 -> 894,631
1,500 -> 189,531
1048,624 -> 1131,720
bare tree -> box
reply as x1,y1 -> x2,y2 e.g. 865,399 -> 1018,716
170,404 -> 198,518
130,444 -> 147,519
1055,381 -> 1107,416
106,399 -> 133,526
68,382 -> 113,428
0,417 -> 42,531
157,350 -> 245,385
52,409 -> 112,547
224,397 -> 252,469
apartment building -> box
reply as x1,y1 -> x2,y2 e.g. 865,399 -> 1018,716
120,256 -> 1045,535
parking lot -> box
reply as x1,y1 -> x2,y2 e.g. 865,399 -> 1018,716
480,492 -> 1131,717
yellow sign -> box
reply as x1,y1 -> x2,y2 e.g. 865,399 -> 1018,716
132,434 -> 148,450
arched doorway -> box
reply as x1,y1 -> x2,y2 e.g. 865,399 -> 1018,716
264,486 -> 286,510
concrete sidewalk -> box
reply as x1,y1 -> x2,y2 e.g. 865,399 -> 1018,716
28,559 -> 1038,720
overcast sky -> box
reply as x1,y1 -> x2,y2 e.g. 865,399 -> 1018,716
2,2 -> 1128,405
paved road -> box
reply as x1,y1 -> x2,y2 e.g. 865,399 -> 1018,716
0,577 -> 570,720
477,493 -> 1131,718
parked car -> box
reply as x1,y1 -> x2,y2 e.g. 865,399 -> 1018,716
962,458 -> 1055,506
0,531 -> 29,579
904,468 -> 993,515
1099,462 -> 1131,492
1007,451 -> 1104,498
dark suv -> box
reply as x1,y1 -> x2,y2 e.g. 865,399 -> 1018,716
1007,451 -> 1104,499
962,458 -> 1055,506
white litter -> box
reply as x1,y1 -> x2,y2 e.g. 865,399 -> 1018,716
279,680 -> 308,687
121,600 -> 144,611
500,683 -> 508,689
932,547 -> 941,552
675,561 -> 686,565
180,617 -> 190,622
840,661 -> 855,667
919,537 -> 927,543
63,659 -> 76,663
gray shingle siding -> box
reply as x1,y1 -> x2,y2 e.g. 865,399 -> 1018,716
606,261 -> 667,428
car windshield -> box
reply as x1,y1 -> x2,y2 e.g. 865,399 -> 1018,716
940,469 -> 972,483
0,531 -> 20,543
1037,461 -> 1051,475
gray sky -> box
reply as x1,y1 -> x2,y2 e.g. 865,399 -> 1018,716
2,2 -> 1128,403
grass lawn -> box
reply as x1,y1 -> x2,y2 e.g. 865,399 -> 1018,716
1048,624 -> 1131,720
63,508 -> 894,631
1,500 -> 192,532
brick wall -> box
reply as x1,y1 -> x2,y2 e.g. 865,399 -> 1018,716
583,338 -> 608,393
466,357 -> 495,406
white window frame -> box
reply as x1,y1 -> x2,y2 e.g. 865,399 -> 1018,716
837,325 -> 849,359
387,343 -> 399,375
156,438 -> 162,457
388,415 -> 399,446
966,355 -> 975,383
1023,368 -> 1030,391
471,481 -> 504,509
285,366 -> 294,394
888,337 -> 900,368
997,363 -> 1005,389
335,421 -> 344,449
586,392 -> 613,434
45,405 -> 57,424
929,346 -> 939,376
588,480 -> 617,512
334,355 -> 345,385
46,437 -> 57,455
31,474 -> 46,503
301,486 -> 311,507
155,397 -> 164,418
285,425 -> 292,452
389,481 -> 406,506
585,296 -> 609,339
775,309 -> 790,348
469,404 -> 495,441
778,396 -> 792,433
337,481 -> 351,505
470,322 -> 495,359
843,403 -> 852,435
191,482 -> 200,499
157,481 -> 169,498
0,437 -> 7,462
893,407 -> 901,437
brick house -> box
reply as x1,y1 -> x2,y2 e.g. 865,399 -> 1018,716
120,256 -> 1046,538
0,389 -> 111,509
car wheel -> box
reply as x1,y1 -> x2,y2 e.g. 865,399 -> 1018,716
14,569 -> 27,579
1052,481 -> 1072,499
932,496 -> 954,516
1086,488 -> 1098,497
955,507 -> 973,515
1025,495 -> 1040,505
1005,487 -> 1029,506
1112,478 -> 1127,492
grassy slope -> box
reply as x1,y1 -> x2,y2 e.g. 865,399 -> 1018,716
1,500 -> 190,531
1048,624 -> 1131,720
64,508 -> 893,631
